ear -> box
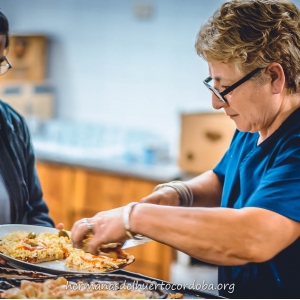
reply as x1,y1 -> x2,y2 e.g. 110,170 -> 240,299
266,62 -> 285,94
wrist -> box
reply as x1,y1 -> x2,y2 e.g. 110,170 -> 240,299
156,187 -> 181,206
153,181 -> 193,207
123,202 -> 143,240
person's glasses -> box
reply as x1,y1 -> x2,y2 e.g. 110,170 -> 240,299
0,56 -> 12,76
203,68 -> 263,103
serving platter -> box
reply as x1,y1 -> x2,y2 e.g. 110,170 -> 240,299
0,267 -> 55,280
0,267 -> 55,293
0,224 -> 134,275
0,273 -> 166,299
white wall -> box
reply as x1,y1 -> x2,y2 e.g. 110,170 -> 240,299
1,0 -> 299,155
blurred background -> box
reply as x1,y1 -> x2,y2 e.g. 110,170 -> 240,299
3,0 -> 297,288
0,0 -> 227,164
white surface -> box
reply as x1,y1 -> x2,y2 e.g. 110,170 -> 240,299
176,251 -> 191,266
33,139 -> 183,182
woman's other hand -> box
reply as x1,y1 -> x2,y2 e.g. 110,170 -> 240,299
140,187 -> 180,206
0,257 -> 6,265
56,223 -> 64,230
71,207 -> 127,255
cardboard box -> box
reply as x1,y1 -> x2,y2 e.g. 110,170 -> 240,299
178,112 -> 236,174
0,82 -> 54,120
0,34 -> 48,81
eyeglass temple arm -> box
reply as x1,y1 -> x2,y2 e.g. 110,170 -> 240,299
220,68 -> 263,96
4,56 -> 12,68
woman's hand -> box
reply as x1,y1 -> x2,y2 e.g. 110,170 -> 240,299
70,187 -> 180,255
71,207 -> 127,255
140,187 -> 180,206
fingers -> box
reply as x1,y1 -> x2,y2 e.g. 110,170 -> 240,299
87,218 -> 107,255
56,223 -> 64,230
87,217 -> 127,255
71,218 -> 93,249
70,208 -> 127,254
88,228 -> 103,255
0,258 -> 7,265
71,217 -> 106,254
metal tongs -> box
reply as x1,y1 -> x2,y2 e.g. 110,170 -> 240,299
122,237 -> 152,249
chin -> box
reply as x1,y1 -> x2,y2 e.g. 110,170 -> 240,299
236,127 -> 247,132
235,122 -> 253,133
236,125 -> 259,133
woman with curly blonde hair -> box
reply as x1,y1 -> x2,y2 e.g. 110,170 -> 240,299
71,1 -> 300,298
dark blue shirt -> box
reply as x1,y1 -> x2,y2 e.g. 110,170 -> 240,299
213,107 -> 300,298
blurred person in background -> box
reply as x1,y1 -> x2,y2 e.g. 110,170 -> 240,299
0,10 -> 62,264
71,0 -> 300,297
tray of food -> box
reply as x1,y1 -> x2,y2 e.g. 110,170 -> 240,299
0,224 -> 134,275
0,267 -> 55,293
115,270 -> 225,299
0,267 -> 54,280
0,273 -> 166,299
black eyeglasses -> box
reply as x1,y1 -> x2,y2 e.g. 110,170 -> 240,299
0,56 -> 12,76
203,68 -> 263,103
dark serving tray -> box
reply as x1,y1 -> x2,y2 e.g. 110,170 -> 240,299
0,267 -> 56,295
114,270 -> 225,299
0,271 -> 166,299
0,266 -> 225,299
0,267 -> 55,280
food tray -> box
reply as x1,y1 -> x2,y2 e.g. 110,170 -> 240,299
0,267 -> 55,280
0,272 -> 166,299
0,267 -> 225,298
0,267 -> 55,293
115,270 -> 225,299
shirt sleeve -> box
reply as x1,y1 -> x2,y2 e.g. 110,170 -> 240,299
244,136 -> 300,222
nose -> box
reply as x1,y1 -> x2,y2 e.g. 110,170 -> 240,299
211,93 -> 227,110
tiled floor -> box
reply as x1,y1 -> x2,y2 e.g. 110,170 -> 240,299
170,259 -> 218,295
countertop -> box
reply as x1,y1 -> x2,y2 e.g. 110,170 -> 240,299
33,139 -> 195,182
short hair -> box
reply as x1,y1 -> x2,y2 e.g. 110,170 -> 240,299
195,0 -> 300,94
0,10 -> 9,48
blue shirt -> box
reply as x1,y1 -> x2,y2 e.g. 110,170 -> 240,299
213,107 -> 300,298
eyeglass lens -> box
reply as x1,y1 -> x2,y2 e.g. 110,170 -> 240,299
0,64 -> 10,75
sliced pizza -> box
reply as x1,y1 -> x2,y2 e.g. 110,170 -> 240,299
0,230 -> 135,272
0,231 -> 71,264
65,248 -> 134,272
81,235 -> 128,259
